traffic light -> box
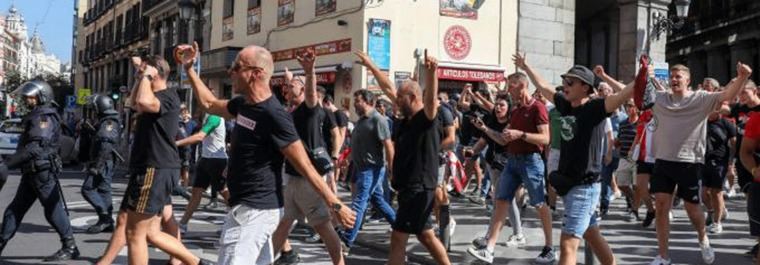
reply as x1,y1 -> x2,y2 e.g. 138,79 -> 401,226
110,87 -> 120,101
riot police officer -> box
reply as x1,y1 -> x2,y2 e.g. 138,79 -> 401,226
82,95 -> 121,234
0,80 -> 79,261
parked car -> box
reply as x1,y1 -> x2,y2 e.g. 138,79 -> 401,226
0,118 -> 78,164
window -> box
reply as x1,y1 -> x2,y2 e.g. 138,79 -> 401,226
248,0 -> 260,8
223,0 -> 234,18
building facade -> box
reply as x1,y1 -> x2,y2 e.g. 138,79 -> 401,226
76,0 -> 150,98
205,0 -> 518,113
667,0 -> 760,85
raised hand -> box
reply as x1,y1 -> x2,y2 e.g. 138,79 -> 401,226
284,67 -> 293,82
130,56 -> 143,69
738,62 -> 753,78
173,41 -> 200,69
296,48 -> 317,73
353,50 -> 373,68
512,52 -> 528,70
593,65 -> 606,77
424,49 -> 438,71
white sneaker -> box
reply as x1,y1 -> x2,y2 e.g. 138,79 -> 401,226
726,188 -> 737,199
505,234 -> 526,247
708,223 -> 723,234
649,255 -> 672,265
700,237 -> 715,264
467,246 -> 494,263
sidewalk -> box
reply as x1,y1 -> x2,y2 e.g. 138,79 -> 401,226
346,191 -> 755,265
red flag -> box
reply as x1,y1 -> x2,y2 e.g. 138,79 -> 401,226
634,54 -> 650,109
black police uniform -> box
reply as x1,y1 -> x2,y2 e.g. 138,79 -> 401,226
81,113 -> 121,232
0,156 -> 8,192
0,104 -> 78,260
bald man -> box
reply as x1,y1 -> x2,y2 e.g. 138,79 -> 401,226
175,43 -> 355,265
356,50 -> 451,265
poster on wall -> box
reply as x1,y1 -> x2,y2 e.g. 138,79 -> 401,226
367,19 -> 391,71
278,0 -> 295,27
367,70 -> 389,91
222,17 -> 234,41
316,0 -> 336,16
439,0 -> 479,19
394,71 -> 411,89
247,7 -> 262,35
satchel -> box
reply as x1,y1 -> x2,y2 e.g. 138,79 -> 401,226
548,171 -> 574,196
490,152 -> 508,171
309,146 -> 334,175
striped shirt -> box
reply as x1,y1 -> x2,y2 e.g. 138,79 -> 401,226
618,119 -> 637,158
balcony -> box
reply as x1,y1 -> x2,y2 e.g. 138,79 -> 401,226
200,47 -> 242,77
143,0 -> 168,14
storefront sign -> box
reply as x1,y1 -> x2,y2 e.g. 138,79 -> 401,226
270,72 -> 337,86
247,7 -> 262,35
278,0 -> 295,27
440,0 -> 479,19
272,39 -> 352,62
222,17 -> 234,41
316,0 -> 336,16
437,67 -> 504,82
443,25 -> 472,61
367,19 -> 391,70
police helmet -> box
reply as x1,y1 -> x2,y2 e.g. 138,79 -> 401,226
14,80 -> 56,106
90,95 -> 118,115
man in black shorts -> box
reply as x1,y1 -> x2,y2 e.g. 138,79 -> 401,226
176,113 -> 228,232
123,55 -> 207,265
702,105 -> 736,234
356,50 -> 451,264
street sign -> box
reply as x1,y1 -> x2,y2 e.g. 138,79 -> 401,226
66,95 -> 77,109
76,88 -> 92,105
654,62 -> 669,86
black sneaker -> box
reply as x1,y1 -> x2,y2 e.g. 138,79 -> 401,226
43,238 -> 80,262
535,246 -> 556,263
274,250 -> 300,265
746,243 -> 759,257
642,210 -> 656,228
86,221 -> 115,234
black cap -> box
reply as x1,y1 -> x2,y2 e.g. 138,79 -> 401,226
561,65 -> 595,88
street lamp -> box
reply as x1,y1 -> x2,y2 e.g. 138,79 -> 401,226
177,0 -> 197,112
650,0 -> 691,42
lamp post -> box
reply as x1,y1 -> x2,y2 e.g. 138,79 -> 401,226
177,0 -> 197,113
645,0 -> 691,54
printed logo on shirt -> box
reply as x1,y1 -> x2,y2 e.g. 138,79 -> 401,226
648,116 -> 658,132
559,116 -> 577,141
236,114 -> 257,131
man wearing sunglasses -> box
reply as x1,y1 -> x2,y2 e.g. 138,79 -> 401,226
511,52 -> 640,265
174,42 -> 355,265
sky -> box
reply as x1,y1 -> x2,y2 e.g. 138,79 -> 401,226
2,0 -> 74,64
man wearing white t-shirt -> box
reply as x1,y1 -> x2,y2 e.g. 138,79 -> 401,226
647,63 -> 752,265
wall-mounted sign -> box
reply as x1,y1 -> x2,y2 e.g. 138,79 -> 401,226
222,17 -> 234,41
367,70 -> 389,91
394,71 -> 412,88
271,39 -> 352,62
270,72 -> 337,86
278,0 -> 295,27
367,19 -> 391,70
316,0 -> 336,16
76,88 -> 92,105
440,0 -> 479,19
443,25 -> 472,61
247,7 -> 262,35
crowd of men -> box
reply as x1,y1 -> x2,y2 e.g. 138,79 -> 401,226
0,37 -> 759,265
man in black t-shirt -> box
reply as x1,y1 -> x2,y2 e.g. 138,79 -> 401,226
515,53 -> 637,265
703,105 -> 737,234
121,55 -> 207,265
356,50 -> 451,265
176,42 -> 354,265
271,50 -> 345,264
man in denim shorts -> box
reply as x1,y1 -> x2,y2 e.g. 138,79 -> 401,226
511,54 -> 636,265
467,71 -> 555,264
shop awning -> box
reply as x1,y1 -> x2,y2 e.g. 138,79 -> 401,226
270,65 -> 338,86
437,62 -> 506,82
